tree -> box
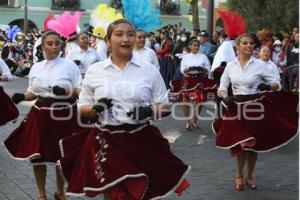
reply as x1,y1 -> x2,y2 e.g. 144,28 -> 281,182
186,0 -> 200,30
227,0 -> 299,33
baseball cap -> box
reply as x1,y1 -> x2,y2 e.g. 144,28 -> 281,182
199,30 -> 209,37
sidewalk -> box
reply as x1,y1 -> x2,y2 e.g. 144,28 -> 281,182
0,78 -> 298,200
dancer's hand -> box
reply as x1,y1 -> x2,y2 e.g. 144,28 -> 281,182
92,98 -> 113,113
12,93 -> 25,104
223,96 -> 237,109
127,106 -> 153,120
52,86 -> 66,96
257,83 -> 271,91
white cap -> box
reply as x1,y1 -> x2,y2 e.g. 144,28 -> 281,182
273,40 -> 282,45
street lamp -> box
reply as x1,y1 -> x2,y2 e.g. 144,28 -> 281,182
24,0 -> 28,34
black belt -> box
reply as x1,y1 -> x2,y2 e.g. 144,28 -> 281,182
37,96 -> 74,103
233,93 -> 260,101
99,122 -> 150,132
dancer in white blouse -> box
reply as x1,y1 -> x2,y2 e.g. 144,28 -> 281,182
4,31 -> 82,200
57,19 -> 190,200
65,32 -> 99,76
180,40 -> 211,75
215,34 -> 297,192
180,39 -> 211,129
133,30 -> 160,69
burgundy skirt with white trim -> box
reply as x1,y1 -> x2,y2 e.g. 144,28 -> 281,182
0,86 -> 19,125
3,98 -> 81,164
169,76 -> 219,103
213,91 -> 299,156
58,123 -> 191,199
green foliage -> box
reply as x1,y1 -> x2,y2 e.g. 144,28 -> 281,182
227,0 -> 299,33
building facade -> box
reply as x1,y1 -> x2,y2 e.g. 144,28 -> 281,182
0,0 -> 212,32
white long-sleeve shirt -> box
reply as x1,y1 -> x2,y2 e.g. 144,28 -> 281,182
0,59 -> 13,81
133,46 -> 160,69
65,46 -> 98,74
96,39 -> 108,61
78,54 -> 168,125
261,59 -> 281,83
218,57 -> 281,95
28,56 -> 82,98
180,52 -> 211,74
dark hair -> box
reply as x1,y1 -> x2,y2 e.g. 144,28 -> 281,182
76,32 -> 88,41
161,29 -> 169,36
106,19 -> 135,40
41,31 -> 61,46
189,39 -> 200,45
136,29 -> 145,33
249,32 -> 261,48
273,32 -> 283,41
193,29 -> 200,33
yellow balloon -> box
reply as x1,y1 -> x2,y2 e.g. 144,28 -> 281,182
90,4 -> 123,38
93,27 -> 106,38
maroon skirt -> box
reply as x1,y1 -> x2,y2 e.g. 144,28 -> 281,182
0,86 -> 19,125
4,98 -> 82,164
169,76 -> 219,103
58,123 -> 191,199
213,91 -> 299,156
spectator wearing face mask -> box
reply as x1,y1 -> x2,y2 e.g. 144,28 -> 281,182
272,40 -> 287,74
171,33 -> 190,58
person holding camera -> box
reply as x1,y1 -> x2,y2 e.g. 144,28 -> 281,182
4,31 -> 82,200
214,33 -> 298,191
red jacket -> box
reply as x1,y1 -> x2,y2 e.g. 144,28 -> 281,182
156,40 -> 172,58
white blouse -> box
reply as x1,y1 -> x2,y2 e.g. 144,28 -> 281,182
0,59 -> 13,81
65,46 -> 99,74
27,56 -> 82,97
261,60 -> 281,83
78,54 -> 168,125
133,47 -> 160,69
96,39 -> 108,61
218,57 -> 281,95
180,52 -> 211,74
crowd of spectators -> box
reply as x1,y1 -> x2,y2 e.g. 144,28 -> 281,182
0,24 -> 298,90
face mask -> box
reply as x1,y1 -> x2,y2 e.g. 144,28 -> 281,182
182,51 -> 187,54
197,36 -> 201,41
181,37 -> 187,42
274,46 -> 281,52
176,35 -> 181,41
